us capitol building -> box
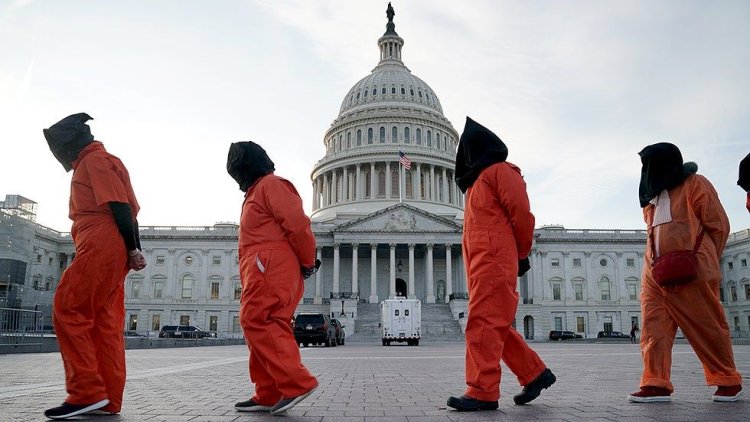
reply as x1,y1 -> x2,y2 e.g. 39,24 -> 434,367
2,6 -> 749,341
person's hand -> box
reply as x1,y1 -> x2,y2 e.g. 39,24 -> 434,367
128,250 -> 147,271
517,257 -> 530,277
302,259 -> 322,279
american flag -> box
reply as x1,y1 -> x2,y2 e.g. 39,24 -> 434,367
398,151 -> 412,170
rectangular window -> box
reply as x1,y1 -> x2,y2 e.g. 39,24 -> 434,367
631,316 -> 639,329
574,284 -> 583,301
576,316 -> 585,333
211,282 -> 220,300
128,314 -> 138,331
48,257 -> 54,266
720,286 -> 725,302
600,281 -> 611,301
626,258 -> 635,267
552,284 -> 561,301
45,280 -> 52,291
733,316 -> 740,332
628,284 -> 638,300
551,258 -> 560,267
151,314 -> 160,331
155,255 -> 165,265
209,316 -> 218,332
554,316 -> 563,330
603,316 -> 613,333
742,259 -> 747,268
728,262 -> 734,270
182,281 -> 192,299
232,315 -> 241,333
745,284 -> 750,301
180,315 -> 190,326
234,283 -> 242,300
132,281 -> 141,299
212,256 -> 221,265
731,286 -> 737,301
154,281 -> 164,299
572,258 -> 581,267
36,255 -> 42,263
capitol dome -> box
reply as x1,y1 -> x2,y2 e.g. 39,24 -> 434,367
311,5 -> 462,223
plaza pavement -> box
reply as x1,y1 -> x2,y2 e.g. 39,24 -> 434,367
0,341 -> 748,421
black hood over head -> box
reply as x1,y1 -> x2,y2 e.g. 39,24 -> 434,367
226,141 -> 275,192
638,142 -> 697,208
738,152 -> 750,192
43,113 -> 95,172
454,117 -> 509,193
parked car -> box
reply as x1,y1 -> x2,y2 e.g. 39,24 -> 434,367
294,313 -> 336,347
158,325 -> 216,339
330,318 -> 346,345
597,331 -> 630,339
549,330 -> 582,341
124,330 -> 147,338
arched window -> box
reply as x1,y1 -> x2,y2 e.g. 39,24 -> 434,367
392,126 -> 398,143
368,128 -> 373,144
152,275 -> 166,299
427,130 -> 432,147
347,132 -> 351,148
381,87 -> 386,95
343,134 -> 347,149
364,88 -> 368,98
599,277 -> 611,301
404,127 -> 410,144
377,170 -> 386,198
391,170 -> 399,198
337,137 -> 341,151
405,171 -> 413,198
357,129 -> 362,146
391,86 -> 396,95
372,88 -> 377,96
181,274 -> 193,299
365,171 -> 372,199
416,128 -> 421,145
438,177 -> 444,202
379,127 -> 386,143
401,87 -> 405,95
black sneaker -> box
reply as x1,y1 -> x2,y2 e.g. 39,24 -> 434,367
446,395 -> 499,411
513,368 -> 556,405
270,386 -> 317,415
44,399 -> 109,420
234,398 -> 273,412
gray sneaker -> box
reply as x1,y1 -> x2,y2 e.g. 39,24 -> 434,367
235,399 -> 273,412
270,386 -> 318,415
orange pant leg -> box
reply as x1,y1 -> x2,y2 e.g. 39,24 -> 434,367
639,284 -> 678,391
240,248 -> 318,400
501,329 -> 546,386
92,276 -> 126,412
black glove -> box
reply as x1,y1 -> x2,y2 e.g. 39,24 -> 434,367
517,257 -> 530,277
302,259 -> 322,279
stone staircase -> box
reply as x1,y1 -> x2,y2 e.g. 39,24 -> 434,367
349,302 -> 463,344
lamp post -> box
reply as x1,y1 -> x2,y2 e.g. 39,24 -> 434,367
340,299 -> 346,317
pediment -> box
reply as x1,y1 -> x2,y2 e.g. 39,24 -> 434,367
332,203 -> 462,234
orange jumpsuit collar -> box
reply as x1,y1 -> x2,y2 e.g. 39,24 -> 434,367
71,142 -> 105,170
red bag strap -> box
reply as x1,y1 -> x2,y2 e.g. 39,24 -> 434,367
692,229 -> 705,254
649,224 -> 704,260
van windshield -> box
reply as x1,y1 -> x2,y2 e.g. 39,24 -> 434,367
296,315 -> 324,325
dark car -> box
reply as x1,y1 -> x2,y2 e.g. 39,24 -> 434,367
549,330 -> 583,341
294,313 -> 336,347
159,325 -> 216,339
124,330 -> 147,338
597,331 -> 630,339
330,318 -> 346,345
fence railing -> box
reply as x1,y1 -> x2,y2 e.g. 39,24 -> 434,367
0,307 -> 44,350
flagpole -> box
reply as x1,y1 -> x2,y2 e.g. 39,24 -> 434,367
399,159 -> 403,203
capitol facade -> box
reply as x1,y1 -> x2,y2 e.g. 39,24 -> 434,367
2,7 -> 749,342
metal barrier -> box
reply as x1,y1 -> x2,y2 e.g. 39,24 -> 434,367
0,307 -> 44,350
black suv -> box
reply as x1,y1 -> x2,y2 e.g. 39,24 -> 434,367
159,325 -> 216,339
330,318 -> 346,345
294,313 -> 336,347
549,330 -> 583,341
597,331 -> 630,339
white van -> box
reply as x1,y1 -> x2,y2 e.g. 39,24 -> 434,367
380,297 -> 421,346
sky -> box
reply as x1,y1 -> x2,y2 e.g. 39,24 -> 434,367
1,0 -> 748,232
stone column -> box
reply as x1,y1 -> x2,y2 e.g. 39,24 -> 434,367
355,163 -> 361,200
369,243 -> 378,303
389,243 -> 396,298
342,166 -> 349,202
442,167 -> 448,203
333,243 -> 340,293
312,178 -> 318,211
585,252 -> 595,306
415,163 -> 422,200
430,165 -> 436,201
314,247 -> 322,304
445,244 -> 453,302
408,243 -> 415,299
331,170 -> 338,204
426,243 -> 435,303
386,161 -> 392,199
563,251 -> 572,302
370,163 -> 376,199
616,251 -> 626,302
351,243 -> 359,295
322,174 -> 328,207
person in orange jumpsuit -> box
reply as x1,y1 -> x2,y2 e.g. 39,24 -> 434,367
42,113 -> 146,420
447,117 -> 556,411
227,141 -> 320,415
739,153 -> 750,212
629,142 -> 742,403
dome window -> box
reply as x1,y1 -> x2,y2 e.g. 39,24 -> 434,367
380,127 -> 386,143
367,128 -> 374,144
364,89 -> 368,98
382,87 -> 386,95
347,132 -> 352,148
372,88 -> 377,96
342,134 -> 347,149
427,131 -> 432,147
426,93 -> 430,101
356,92 -> 360,100
416,128 -> 422,145
392,126 -> 398,143
401,87 -> 405,95
404,127 -> 411,144
357,130 -> 362,146
410,89 -> 415,96
418,91 -> 422,98
392,87 -> 396,95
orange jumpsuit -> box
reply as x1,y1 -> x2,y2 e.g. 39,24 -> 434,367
640,174 -> 742,391
53,142 -> 139,412
462,162 -> 546,402
238,174 -> 318,405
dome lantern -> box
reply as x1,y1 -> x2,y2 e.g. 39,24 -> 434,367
378,3 -> 404,66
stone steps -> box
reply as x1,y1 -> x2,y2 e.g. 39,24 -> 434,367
350,302 -> 463,343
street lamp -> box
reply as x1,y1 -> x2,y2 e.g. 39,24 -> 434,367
397,260 -> 403,273
340,300 -> 346,317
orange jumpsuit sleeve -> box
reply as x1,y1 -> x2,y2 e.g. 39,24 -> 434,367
690,175 -> 729,256
86,156 -> 130,207
492,163 -> 535,259
263,177 -> 316,268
